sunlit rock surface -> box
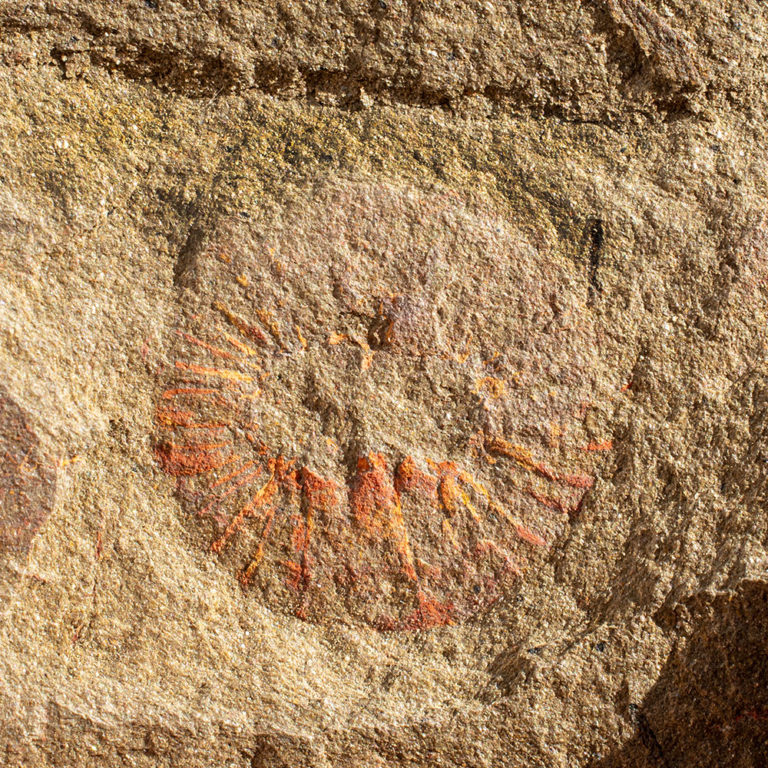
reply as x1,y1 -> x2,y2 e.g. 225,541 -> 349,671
1,2 -> 766,766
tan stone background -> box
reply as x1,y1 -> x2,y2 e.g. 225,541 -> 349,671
0,2 -> 767,766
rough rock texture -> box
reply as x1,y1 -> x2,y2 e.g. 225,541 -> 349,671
0,2 -> 766,766
0,386 -> 57,596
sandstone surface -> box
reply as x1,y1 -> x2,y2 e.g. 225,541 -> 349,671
0,2 -> 767,766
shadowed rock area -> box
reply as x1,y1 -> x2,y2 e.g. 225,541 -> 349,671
600,580 -> 768,768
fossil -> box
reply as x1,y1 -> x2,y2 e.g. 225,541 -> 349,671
154,179 -> 625,630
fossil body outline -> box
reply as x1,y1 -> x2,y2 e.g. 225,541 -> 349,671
154,179 -> 620,630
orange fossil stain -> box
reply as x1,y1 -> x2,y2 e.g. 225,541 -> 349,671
350,453 -> 418,582
584,439 -> 614,452
394,455 -> 438,499
154,182 -> 626,630
214,302 -> 269,346
177,330 -> 237,360
295,325 -> 308,349
476,376 -> 507,399
157,321 -> 580,630
485,436 -> 594,489
154,441 -> 230,477
155,288 -> 615,630
175,360 -> 254,383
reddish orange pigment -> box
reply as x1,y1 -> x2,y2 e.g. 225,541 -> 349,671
384,592 -> 456,632
485,436 -> 594,489
152,181 -> 625,630
527,489 -> 573,517
176,330 -> 237,360
394,456 -> 438,499
153,441 -> 229,477
350,453 -> 418,583
214,302 -> 269,346
584,439 -> 614,452
153,307 -> 610,630
155,408 -> 195,427
514,525 -> 548,548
